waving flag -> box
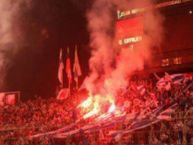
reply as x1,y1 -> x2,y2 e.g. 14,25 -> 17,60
157,73 -> 185,90
66,47 -> 72,88
170,73 -> 184,84
73,46 -> 82,88
58,48 -> 64,87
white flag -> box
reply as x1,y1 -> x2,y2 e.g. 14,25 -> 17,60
73,46 -> 82,83
66,47 -> 72,81
58,48 -> 64,86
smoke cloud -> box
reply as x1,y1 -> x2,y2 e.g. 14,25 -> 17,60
85,0 -> 163,96
0,0 -> 31,88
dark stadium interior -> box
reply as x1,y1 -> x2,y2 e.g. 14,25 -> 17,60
0,0 -> 193,145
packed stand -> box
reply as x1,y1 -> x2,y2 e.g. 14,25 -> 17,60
0,75 -> 192,145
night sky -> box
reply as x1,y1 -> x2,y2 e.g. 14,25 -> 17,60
5,0 -> 91,99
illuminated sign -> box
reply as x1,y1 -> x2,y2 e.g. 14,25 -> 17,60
173,57 -> 182,64
161,57 -> 183,67
118,36 -> 142,45
117,0 -> 193,19
162,58 -> 170,67
117,8 -> 144,19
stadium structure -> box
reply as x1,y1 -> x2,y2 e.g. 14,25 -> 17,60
116,0 -> 193,74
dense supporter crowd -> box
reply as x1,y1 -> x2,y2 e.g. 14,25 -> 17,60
0,75 -> 193,145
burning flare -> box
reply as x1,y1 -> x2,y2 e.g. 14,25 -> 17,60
79,93 -> 117,119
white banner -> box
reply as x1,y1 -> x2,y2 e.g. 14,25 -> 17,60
0,91 -> 20,106
6,94 -> 16,105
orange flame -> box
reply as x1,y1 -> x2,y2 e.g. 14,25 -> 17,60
108,102 -> 116,113
83,101 -> 100,119
83,94 -> 100,119
79,97 -> 92,108
80,93 -> 117,119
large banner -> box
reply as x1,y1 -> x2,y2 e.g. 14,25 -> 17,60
0,91 -> 20,106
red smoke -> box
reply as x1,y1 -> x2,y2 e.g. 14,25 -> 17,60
80,0 -> 163,119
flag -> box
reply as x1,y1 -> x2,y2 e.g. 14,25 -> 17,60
170,73 -> 184,84
164,73 -> 184,84
66,47 -> 72,82
56,88 -> 70,100
156,73 -> 184,90
58,48 -> 64,87
73,46 -> 82,84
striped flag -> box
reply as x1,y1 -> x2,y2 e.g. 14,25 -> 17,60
58,48 -> 64,87
156,73 -> 184,90
73,45 -> 82,87
170,73 -> 184,84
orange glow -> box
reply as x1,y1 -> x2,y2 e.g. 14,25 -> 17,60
107,98 -> 116,113
80,93 -> 117,120
83,95 -> 100,119
83,102 -> 99,119
108,103 -> 116,113
79,97 -> 92,108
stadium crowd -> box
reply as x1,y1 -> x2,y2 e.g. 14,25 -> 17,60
0,75 -> 192,145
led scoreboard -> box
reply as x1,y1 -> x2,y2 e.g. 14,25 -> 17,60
115,16 -> 143,47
